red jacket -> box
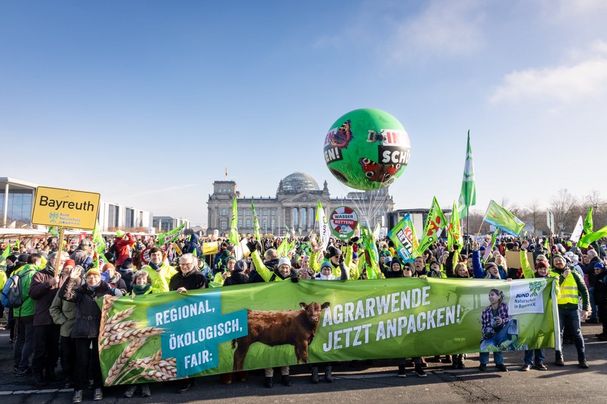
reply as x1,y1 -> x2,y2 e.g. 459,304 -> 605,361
114,234 -> 135,266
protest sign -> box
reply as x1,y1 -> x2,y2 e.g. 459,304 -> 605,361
99,277 -> 557,385
32,186 -> 100,230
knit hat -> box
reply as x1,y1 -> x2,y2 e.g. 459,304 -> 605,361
278,257 -> 291,268
115,230 -> 125,238
594,262 -> 605,271
86,268 -> 101,277
552,253 -> 564,261
320,261 -> 332,270
63,259 -> 76,268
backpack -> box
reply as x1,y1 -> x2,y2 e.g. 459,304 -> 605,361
0,268 -> 34,308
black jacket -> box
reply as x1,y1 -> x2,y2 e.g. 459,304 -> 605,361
61,280 -> 115,339
224,271 -> 249,286
169,270 -> 207,291
29,266 -> 59,326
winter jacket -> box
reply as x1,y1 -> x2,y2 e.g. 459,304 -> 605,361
169,270 -> 207,291
49,280 -> 77,337
223,271 -> 249,286
29,266 -> 59,326
61,280 -> 116,338
113,235 -> 135,266
594,271 -> 607,305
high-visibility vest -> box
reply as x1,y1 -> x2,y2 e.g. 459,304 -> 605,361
555,271 -> 579,305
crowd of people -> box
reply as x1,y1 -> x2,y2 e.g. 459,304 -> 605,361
0,229 -> 605,403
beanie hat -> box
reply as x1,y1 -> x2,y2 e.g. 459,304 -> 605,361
115,230 -> 125,238
320,261 -> 332,270
86,268 -> 101,277
552,253 -> 564,261
63,259 -> 76,268
278,257 -> 291,268
594,262 -> 605,271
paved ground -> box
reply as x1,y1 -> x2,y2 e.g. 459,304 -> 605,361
0,322 -> 605,403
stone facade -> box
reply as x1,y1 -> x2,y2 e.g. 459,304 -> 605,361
207,172 -> 394,236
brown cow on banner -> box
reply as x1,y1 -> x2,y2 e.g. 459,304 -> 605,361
232,301 -> 330,371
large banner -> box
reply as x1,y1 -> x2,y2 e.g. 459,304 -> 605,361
99,278 -> 557,385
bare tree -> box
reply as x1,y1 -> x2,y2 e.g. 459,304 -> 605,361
550,189 -> 579,235
523,200 -> 543,235
584,190 -> 606,229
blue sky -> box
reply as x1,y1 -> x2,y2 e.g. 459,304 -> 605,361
1,0 -> 607,226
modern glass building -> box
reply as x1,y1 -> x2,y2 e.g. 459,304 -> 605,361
0,177 -> 37,228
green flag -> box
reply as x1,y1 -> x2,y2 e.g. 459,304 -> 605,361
251,203 -> 262,242
584,206 -> 594,234
483,200 -> 525,236
228,197 -> 239,246
92,220 -> 106,256
361,226 -> 380,280
1,244 -> 10,261
418,197 -> 447,254
388,213 -> 419,263
578,225 -> 607,249
447,201 -> 463,251
458,130 -> 476,217
156,223 -> 186,246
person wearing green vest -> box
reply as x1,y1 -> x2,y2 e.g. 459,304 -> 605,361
551,254 -> 590,368
141,247 -> 177,293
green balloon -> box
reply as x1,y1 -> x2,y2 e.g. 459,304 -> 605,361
324,108 -> 411,190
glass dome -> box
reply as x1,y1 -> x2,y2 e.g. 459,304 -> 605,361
277,172 -> 320,194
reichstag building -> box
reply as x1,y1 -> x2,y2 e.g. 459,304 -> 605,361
206,172 -> 394,236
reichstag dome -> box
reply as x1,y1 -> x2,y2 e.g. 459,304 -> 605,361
207,172 -> 394,236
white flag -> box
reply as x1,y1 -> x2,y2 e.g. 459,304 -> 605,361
316,201 -> 331,251
570,216 -> 583,243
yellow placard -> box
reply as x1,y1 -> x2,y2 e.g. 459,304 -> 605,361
32,186 -> 100,230
202,241 -> 219,255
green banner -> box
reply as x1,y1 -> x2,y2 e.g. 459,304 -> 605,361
388,213 -> 419,263
99,278 -> 557,386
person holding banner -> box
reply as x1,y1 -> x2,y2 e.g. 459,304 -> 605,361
310,259 -> 347,383
142,247 -> 177,293
123,271 -> 153,398
60,266 -> 123,403
169,253 -> 207,393
520,260 -> 550,371
551,254 -> 590,368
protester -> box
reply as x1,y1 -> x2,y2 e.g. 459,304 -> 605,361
61,266 -> 122,403
49,259 -> 77,388
520,260 -> 549,371
551,254 -> 590,368
12,253 -> 42,377
142,247 -> 177,293
169,253 -> 207,393
123,270 -> 152,398
29,251 -> 69,386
